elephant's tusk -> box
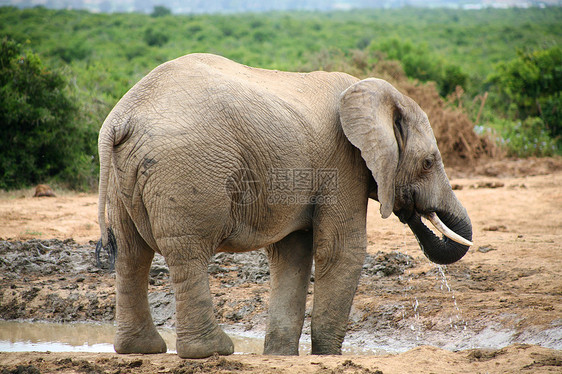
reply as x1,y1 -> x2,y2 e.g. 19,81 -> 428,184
424,212 -> 473,247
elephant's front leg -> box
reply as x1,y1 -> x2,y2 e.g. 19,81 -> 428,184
311,221 -> 366,354
162,237 -> 234,359
264,231 -> 313,355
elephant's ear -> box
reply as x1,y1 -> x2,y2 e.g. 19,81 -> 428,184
339,78 -> 403,219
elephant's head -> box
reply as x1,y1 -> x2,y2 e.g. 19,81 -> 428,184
339,78 -> 472,265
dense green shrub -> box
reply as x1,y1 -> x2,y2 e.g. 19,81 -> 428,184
144,27 -> 169,47
541,92 -> 561,141
487,117 -> 559,157
487,46 -> 562,151
0,37 -> 96,190
51,39 -> 92,63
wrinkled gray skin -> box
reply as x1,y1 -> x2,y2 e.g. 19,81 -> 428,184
97,53 -> 472,359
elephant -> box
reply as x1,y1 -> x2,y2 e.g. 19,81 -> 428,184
96,53 -> 473,359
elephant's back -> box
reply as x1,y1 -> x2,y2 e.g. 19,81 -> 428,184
130,53 -> 357,126
108,53 -> 355,159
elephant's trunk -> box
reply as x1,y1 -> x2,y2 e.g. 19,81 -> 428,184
407,208 -> 472,265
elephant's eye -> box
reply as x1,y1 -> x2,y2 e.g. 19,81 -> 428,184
422,157 -> 434,171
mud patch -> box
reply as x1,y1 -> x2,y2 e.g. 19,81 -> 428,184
363,251 -> 414,277
0,239 -> 99,276
1,237 -> 561,354
1,241 -> 419,329
0,364 -> 41,374
314,359 -> 383,374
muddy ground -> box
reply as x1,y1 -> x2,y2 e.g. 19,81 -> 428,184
0,158 -> 561,373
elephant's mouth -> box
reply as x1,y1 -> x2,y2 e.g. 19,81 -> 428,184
398,208 -> 473,265
419,212 -> 472,247
398,208 -> 471,246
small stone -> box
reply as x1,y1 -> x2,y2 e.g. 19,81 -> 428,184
478,245 -> 496,253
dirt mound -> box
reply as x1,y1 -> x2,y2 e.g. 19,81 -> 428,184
363,251 -> 414,277
399,82 -> 498,166
472,156 -> 562,177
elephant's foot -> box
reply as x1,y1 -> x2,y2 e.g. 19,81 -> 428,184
263,342 -> 299,355
311,339 -> 343,355
311,330 -> 345,355
114,325 -> 167,354
263,331 -> 299,355
176,326 -> 234,359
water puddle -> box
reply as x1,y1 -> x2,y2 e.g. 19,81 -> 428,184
0,321 -> 118,353
0,321 -> 264,354
0,321 -> 384,355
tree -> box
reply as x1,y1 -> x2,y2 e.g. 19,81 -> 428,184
0,37 -> 95,190
151,5 -> 171,17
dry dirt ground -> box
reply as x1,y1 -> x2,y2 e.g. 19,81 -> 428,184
0,158 -> 561,373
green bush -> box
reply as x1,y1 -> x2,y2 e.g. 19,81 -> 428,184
488,117 -> 559,157
51,39 -> 92,63
487,46 -> 562,151
541,92 -> 561,141
144,27 -> 169,47
0,37 -> 96,190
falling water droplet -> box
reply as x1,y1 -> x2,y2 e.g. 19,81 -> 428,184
437,265 -> 452,292
402,224 -> 408,254
401,224 -> 422,341
436,264 -> 466,332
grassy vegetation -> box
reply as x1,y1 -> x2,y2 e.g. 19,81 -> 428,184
1,6 -> 560,189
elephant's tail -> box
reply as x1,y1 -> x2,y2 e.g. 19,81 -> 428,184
96,115 -> 121,269
97,120 -> 113,248
95,227 -> 116,270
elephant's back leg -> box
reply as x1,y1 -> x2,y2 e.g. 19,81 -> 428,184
135,155 -> 236,357
156,235 -> 234,358
107,182 -> 167,354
